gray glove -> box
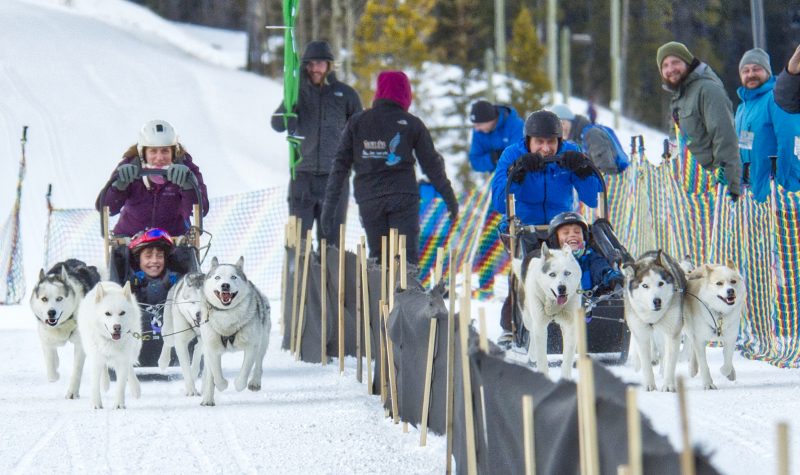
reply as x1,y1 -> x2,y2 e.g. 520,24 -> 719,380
112,163 -> 140,191
166,163 -> 193,190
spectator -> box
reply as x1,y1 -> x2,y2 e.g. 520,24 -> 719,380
271,40 -> 363,246
735,48 -> 800,201
774,44 -> 800,113
321,71 -> 458,265
468,100 -> 524,172
657,41 -> 741,199
550,103 -> 627,175
96,119 -> 209,238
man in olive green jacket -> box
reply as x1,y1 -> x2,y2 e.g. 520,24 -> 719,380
657,41 -> 741,199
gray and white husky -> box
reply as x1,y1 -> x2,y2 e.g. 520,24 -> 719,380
683,261 -> 745,389
158,272 -> 207,396
511,243 -> 583,379
200,257 -> 271,406
29,259 -> 100,399
623,250 -> 687,392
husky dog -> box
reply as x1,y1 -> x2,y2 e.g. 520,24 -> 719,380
78,281 -> 143,409
511,243 -> 583,379
200,257 -> 271,406
683,261 -> 745,389
623,250 -> 687,392
30,259 -> 100,399
158,272 -> 207,396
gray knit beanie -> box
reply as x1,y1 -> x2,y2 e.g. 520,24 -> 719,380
739,48 -> 772,77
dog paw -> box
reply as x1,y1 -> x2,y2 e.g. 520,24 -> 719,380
48,372 -> 60,383
200,399 -> 215,407
247,381 -> 261,392
215,378 -> 228,392
703,382 -> 718,390
185,387 -> 200,397
113,403 -> 126,410
644,384 -> 657,392
92,402 -> 103,409
234,377 -> 247,392
723,366 -> 736,381
661,384 -> 677,392
65,391 -> 79,400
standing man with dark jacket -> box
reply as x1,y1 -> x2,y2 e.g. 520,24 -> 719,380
775,44 -> 800,113
657,41 -> 741,199
468,100 -> 524,173
271,40 -> 362,246
321,71 -> 458,265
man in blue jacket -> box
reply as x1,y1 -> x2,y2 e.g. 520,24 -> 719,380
736,48 -> 800,202
468,100 -> 524,172
491,110 -> 602,346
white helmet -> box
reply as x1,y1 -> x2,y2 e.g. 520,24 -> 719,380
137,119 -> 178,157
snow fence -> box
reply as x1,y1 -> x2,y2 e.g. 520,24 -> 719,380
280,242 -> 721,474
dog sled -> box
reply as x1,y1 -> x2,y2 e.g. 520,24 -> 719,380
99,168 -> 208,368
500,157 -> 632,364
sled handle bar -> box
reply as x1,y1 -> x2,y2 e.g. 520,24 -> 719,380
98,168 -> 204,238
504,155 -> 608,219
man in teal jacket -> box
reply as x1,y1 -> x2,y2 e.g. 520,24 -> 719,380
736,48 -> 800,202
657,41 -> 741,199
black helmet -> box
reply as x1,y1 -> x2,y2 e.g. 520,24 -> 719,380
524,110 -> 563,139
301,41 -> 334,62
548,211 -> 588,241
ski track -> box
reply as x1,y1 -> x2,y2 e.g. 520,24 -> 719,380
64,415 -> 86,474
11,413 -> 67,474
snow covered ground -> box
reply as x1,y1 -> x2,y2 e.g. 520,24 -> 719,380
1,1 -> 798,474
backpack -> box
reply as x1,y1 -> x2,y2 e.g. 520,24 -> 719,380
580,124 -> 630,175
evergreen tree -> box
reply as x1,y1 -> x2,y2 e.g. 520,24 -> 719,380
507,6 -> 550,117
353,0 -> 437,101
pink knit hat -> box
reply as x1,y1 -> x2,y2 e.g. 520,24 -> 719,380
374,70 -> 412,111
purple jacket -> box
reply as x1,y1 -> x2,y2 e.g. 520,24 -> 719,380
95,153 -> 210,237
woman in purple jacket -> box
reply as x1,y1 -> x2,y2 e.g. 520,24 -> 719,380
96,119 -> 210,238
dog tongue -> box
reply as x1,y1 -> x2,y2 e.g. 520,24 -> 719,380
557,295 -> 568,306
112,333 -> 121,341
221,292 -> 232,304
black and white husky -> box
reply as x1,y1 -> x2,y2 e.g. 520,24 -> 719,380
200,257 -> 271,406
29,259 -> 100,399
623,250 -> 687,392
158,272 -> 207,396
511,243 -> 583,379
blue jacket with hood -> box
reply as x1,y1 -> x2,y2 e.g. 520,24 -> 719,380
491,139 -> 602,226
468,106 -> 524,172
735,76 -> 800,202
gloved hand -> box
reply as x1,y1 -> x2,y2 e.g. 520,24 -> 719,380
519,152 -> 546,172
561,151 -> 593,178
446,200 -> 459,223
490,150 -> 502,167
166,163 -> 193,190
728,191 -> 739,203
286,116 -> 298,135
508,163 -> 527,183
112,163 -> 141,191
602,269 -> 625,289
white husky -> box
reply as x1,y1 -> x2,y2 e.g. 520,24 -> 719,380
623,250 -> 686,392
512,243 -> 583,379
200,257 -> 271,406
78,281 -> 143,409
683,261 -> 745,389
30,259 -> 100,399
158,272 -> 207,396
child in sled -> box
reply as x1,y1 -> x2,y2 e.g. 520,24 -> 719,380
547,211 -> 623,295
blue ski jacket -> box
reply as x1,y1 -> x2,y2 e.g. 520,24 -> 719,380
491,139 -> 602,226
735,77 -> 800,202
468,106 -> 524,172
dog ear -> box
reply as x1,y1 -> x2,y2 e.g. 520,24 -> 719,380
95,283 -> 105,303
39,268 -> 46,281
540,242 -> 550,260
61,265 -> 69,282
122,281 -> 132,299
560,243 -> 572,256
210,256 -> 219,270
621,262 -> 634,279
236,256 -> 245,270
725,259 -> 737,271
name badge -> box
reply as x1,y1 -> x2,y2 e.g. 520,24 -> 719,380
738,131 -> 754,150
795,136 -> 800,157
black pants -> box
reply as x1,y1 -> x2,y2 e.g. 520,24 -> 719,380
288,172 -> 349,247
359,194 -> 420,265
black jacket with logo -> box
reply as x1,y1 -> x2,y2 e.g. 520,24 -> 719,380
271,71 -> 362,175
323,99 -> 458,212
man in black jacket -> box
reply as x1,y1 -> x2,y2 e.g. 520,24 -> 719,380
775,44 -> 800,113
321,70 -> 458,265
271,40 -> 362,246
